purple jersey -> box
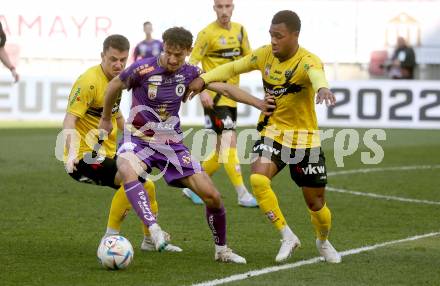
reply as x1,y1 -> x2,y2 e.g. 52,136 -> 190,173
119,56 -> 202,142
133,40 -> 163,60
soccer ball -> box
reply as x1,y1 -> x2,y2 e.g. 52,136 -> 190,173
97,235 -> 134,270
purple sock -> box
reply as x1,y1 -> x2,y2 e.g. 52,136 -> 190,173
206,205 -> 227,246
124,180 -> 157,227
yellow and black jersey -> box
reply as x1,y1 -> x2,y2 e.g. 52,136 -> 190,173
201,45 -> 329,148
65,65 -> 122,160
189,21 -> 251,107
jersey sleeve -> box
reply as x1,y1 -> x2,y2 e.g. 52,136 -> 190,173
303,54 -> 329,92
189,30 -> 209,66
241,26 -> 252,56
201,46 -> 265,84
119,61 -> 143,90
66,77 -> 95,118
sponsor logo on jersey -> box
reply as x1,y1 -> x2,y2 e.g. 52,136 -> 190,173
69,87 -> 81,106
135,64 -> 155,75
175,74 -> 186,83
149,75 -> 162,85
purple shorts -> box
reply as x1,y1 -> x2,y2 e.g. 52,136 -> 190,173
117,135 -> 202,187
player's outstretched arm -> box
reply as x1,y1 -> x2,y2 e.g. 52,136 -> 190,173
99,76 -> 126,135
206,82 -> 275,116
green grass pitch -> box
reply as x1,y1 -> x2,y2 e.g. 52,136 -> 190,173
1,126 -> 439,285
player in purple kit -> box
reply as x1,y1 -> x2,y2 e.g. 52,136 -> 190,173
99,27 -> 274,263
133,22 -> 163,61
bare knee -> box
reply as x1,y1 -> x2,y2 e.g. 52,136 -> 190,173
203,187 -> 222,209
303,187 -> 326,211
116,157 -> 138,182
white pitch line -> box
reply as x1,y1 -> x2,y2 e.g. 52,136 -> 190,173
327,165 -> 440,177
191,232 -> 440,286
326,165 -> 440,205
326,186 -> 440,205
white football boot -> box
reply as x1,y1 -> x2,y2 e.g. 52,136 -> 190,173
316,239 -> 342,263
237,191 -> 258,208
141,231 -> 182,252
148,223 -> 168,252
215,247 -> 247,264
275,234 -> 301,262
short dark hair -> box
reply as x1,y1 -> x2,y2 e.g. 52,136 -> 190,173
272,10 -> 301,32
143,21 -> 151,27
162,27 -> 193,49
103,34 -> 130,52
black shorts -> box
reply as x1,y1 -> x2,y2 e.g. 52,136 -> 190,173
69,155 -> 119,189
251,137 -> 328,188
204,106 -> 237,134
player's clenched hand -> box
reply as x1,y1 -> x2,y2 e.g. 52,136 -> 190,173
99,117 -> 113,137
262,94 -> 276,116
199,91 -> 214,109
183,77 -> 205,102
65,157 -> 79,173
316,87 -> 336,106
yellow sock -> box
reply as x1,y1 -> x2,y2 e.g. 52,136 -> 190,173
142,179 -> 158,236
107,186 -> 131,232
202,150 -> 220,176
250,174 -> 287,230
309,203 -> 332,241
221,148 -> 244,187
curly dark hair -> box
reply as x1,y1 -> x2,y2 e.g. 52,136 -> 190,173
162,27 -> 193,49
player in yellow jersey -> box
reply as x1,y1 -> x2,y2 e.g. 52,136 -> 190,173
63,34 -> 181,252
181,0 -> 258,207
186,10 -> 341,263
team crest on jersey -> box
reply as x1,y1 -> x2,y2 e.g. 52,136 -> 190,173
219,36 -> 226,45
175,83 -> 186,97
148,84 -> 158,99
264,64 -> 271,77
285,70 -> 293,79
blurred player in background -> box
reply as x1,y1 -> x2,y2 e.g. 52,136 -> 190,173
181,0 -> 258,208
0,22 -> 19,82
99,27 -> 274,263
133,21 -> 163,61
388,36 -> 416,79
62,34 -> 181,252
186,10 -> 341,264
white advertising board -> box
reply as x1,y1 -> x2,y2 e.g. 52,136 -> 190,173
1,74 -> 439,129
